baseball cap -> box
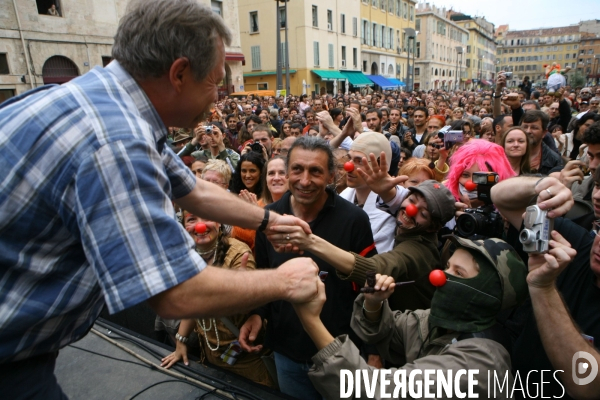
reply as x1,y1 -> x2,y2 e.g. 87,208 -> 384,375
408,180 -> 456,225
580,101 -> 589,105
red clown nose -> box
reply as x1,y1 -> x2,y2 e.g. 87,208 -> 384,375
405,203 -> 418,217
343,161 -> 354,172
465,181 -> 478,192
429,270 -> 447,287
195,223 -> 207,234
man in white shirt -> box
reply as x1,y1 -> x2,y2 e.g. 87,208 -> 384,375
340,132 -> 396,253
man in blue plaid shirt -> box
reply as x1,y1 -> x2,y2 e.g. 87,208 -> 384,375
0,1 -> 319,398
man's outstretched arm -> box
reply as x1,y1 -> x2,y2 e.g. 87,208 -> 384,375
147,257 -> 320,319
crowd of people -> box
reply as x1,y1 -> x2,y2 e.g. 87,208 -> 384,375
1,1 -> 599,399
159,67 -> 600,398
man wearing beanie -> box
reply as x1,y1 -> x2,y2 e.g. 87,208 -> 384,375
339,132 -> 396,253
269,178 -> 456,314
294,236 -> 528,399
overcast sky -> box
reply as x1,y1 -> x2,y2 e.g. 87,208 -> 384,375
420,0 -> 600,31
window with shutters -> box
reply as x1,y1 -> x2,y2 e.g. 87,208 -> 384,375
314,42 -> 320,66
353,48 -> 358,67
312,6 -> 318,27
341,46 -> 347,66
251,46 -> 261,70
327,10 -> 333,31
372,23 -> 377,47
353,17 -> 357,37
341,14 -> 346,34
328,44 -> 334,67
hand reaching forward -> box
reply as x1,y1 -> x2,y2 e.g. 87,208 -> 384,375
356,151 -> 408,202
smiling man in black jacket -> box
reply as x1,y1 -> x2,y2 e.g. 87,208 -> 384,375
239,136 -> 377,400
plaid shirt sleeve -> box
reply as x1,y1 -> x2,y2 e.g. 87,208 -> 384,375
72,138 -> 205,314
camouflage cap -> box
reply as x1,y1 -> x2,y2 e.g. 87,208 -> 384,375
445,235 -> 528,310
408,180 -> 456,225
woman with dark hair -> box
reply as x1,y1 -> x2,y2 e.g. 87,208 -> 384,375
571,112 -> 600,161
281,120 -> 292,138
449,118 -> 474,144
299,94 -> 311,117
329,108 -> 344,126
232,152 -> 265,200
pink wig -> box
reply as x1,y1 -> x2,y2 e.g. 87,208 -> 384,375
445,139 -> 515,200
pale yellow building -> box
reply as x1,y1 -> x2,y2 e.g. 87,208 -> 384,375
414,3 -> 468,91
239,0 -> 364,95
449,12 -> 496,90
0,0 -> 244,100
495,25 -> 581,87
359,0 -> 416,87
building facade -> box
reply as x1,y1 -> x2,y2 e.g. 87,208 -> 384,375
359,0 -> 416,86
579,33 -> 600,85
449,12 -> 496,90
495,25 -> 581,87
414,3 -> 468,91
239,0 -> 362,95
0,0 -> 244,101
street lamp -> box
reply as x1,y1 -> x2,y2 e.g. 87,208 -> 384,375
275,0 -> 282,90
592,55 -> 599,86
479,55 -> 484,88
403,28 -> 418,91
275,0 -> 290,94
455,46 -> 463,91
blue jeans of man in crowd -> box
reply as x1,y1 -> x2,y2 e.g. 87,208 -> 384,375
274,352 -> 324,400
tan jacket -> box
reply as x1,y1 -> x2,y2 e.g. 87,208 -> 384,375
308,295 -> 514,399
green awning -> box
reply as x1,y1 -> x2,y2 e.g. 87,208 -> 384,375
243,69 -> 297,77
339,70 -> 373,87
311,69 -> 346,80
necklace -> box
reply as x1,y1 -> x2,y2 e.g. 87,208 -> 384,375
196,242 -> 217,257
198,318 -> 220,351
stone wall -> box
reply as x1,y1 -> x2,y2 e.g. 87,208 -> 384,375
0,0 -> 243,95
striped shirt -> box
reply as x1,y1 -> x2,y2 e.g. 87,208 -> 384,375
0,61 -> 206,363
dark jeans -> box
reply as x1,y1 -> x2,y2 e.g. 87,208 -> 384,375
273,351 -> 323,400
0,351 -> 68,400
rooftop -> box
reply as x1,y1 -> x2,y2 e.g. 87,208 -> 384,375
505,25 -> 580,38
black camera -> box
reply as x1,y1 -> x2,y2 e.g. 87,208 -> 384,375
455,172 -> 504,239
250,141 -> 263,153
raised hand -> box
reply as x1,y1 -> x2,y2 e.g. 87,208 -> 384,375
356,151 -> 408,202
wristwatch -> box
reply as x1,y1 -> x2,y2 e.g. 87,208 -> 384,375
175,333 -> 189,344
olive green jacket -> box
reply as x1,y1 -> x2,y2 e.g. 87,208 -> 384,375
308,295 -> 514,400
